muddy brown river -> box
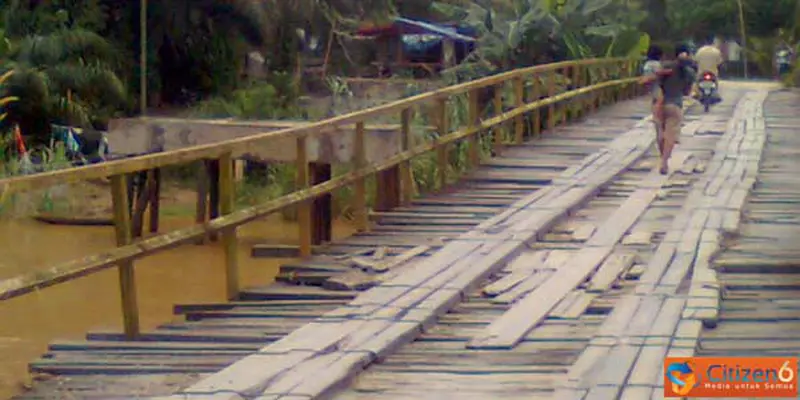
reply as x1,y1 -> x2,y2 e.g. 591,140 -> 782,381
0,215 -> 354,399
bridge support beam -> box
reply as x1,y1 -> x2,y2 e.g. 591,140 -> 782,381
309,162 -> 332,244
126,169 -> 161,239
375,167 -> 401,211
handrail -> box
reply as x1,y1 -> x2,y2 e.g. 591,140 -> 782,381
0,57 -> 643,338
0,58 -> 622,195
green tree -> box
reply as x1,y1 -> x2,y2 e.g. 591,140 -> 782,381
430,0 -> 648,77
0,26 -> 127,143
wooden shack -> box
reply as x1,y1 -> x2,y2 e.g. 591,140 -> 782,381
356,17 -> 477,77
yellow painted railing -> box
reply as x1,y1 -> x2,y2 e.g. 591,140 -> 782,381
0,57 -> 643,338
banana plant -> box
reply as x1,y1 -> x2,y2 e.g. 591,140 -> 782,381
0,70 -> 18,123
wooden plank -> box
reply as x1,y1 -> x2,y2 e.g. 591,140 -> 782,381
586,252 -> 636,292
468,169 -> 669,349
550,291 -> 597,319
571,224 -> 597,241
621,231 -> 653,245
566,92 -> 769,394
501,250 -> 550,272
164,111 -> 663,399
489,251 -> 571,303
483,250 -> 558,297
374,245 -> 430,273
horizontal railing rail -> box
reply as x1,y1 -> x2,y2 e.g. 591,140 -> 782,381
0,57 -> 644,338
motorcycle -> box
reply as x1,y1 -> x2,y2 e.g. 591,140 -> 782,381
697,71 -> 720,113
777,49 -> 792,78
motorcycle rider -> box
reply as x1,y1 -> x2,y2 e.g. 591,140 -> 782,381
693,39 -> 724,101
776,44 -> 793,78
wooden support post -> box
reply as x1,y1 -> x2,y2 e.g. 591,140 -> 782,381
110,174 -> 139,339
125,173 -> 135,218
218,153 -> 239,299
547,70 -> 556,130
296,136 -> 313,257
195,161 -> 209,245
560,67 -> 569,125
600,64 -> 608,106
309,162 -> 332,244
513,77 -> 524,144
131,171 -> 148,238
435,98 -> 449,190
353,122 -> 368,232
467,89 -> 480,169
492,83 -> 504,155
207,159 -> 220,242
148,168 -> 160,233
532,75 -> 541,137
628,60 -> 636,98
399,107 -> 414,205
375,167 -> 400,211
588,65 -> 597,113
572,65 -> 582,120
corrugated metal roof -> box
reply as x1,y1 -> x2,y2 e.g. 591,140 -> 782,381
394,17 -> 477,42
357,17 -> 476,42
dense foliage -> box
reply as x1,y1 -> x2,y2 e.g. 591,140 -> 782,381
0,0 -> 798,142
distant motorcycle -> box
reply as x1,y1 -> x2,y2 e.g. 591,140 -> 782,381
697,71 -> 721,113
776,49 -> 792,78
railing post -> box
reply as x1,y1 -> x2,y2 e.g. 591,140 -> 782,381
573,64 -> 583,119
194,161 -> 209,245
531,74 -> 541,137
547,70 -> 556,130
375,136 -> 401,211
110,174 -> 140,340
309,162 -> 332,244
467,89 -> 480,169
400,107 -> 413,205
492,83 -> 504,155
218,152 -> 239,299
353,122 -> 368,232
296,136 -> 312,258
601,63 -> 609,106
513,77 -> 524,144
589,64 -> 598,112
560,66 -> 569,125
435,98 -> 449,189
628,59 -> 636,98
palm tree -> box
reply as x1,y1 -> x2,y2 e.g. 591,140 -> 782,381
0,27 -> 127,144
0,70 -> 18,124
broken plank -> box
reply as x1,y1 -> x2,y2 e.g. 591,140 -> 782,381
482,251 -> 552,297
469,168 -> 669,349
586,253 -> 637,293
550,291 -> 597,319
373,245 -> 430,273
489,251 -> 571,303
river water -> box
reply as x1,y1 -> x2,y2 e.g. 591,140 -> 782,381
0,215 -> 354,399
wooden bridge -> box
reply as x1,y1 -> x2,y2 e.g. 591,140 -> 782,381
0,58 -> 796,399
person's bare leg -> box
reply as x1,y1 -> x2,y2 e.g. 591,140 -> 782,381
660,105 -> 681,174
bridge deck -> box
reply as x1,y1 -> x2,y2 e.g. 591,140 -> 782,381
15,84 -> 795,400
694,91 -> 800,360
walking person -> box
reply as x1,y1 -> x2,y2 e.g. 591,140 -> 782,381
640,45 -> 672,159
654,45 -> 697,175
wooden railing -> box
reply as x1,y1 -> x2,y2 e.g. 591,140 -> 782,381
0,57 -> 643,338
